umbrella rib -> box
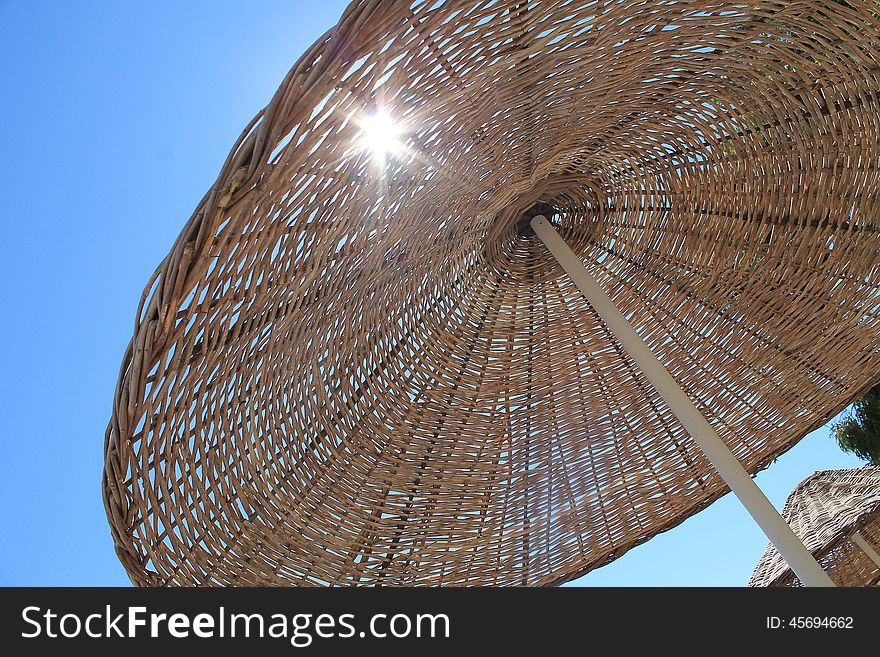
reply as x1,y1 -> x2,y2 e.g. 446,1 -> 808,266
330,275 -> 474,584
401,274 -> 501,585
522,251 -> 534,584
305,275 -> 480,583
540,270 -> 556,573
546,275 -> 597,555
453,279 -> 510,583
367,270 -> 502,582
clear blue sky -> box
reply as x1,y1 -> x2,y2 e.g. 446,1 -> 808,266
0,0 -> 865,587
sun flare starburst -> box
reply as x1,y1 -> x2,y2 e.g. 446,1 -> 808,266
357,111 -> 404,163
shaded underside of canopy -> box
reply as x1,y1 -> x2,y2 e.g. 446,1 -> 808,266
104,0 -> 880,586
750,467 -> 880,587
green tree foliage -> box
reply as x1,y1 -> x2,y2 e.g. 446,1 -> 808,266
832,384 -> 880,465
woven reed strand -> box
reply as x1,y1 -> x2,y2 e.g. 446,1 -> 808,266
104,0 -> 880,586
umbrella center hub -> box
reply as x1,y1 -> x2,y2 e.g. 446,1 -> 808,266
480,172 -> 604,284
516,202 -> 556,237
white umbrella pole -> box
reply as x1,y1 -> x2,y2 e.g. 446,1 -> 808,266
531,215 -> 834,587
851,532 -> 880,569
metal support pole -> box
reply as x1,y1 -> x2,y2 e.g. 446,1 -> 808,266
531,215 -> 834,587
851,532 -> 880,570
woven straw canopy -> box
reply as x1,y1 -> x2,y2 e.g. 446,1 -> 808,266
104,0 -> 880,586
750,467 -> 880,587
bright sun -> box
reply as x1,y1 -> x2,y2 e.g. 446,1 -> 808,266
358,111 -> 403,163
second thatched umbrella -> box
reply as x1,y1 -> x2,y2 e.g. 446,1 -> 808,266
750,467 -> 880,587
103,0 -> 880,586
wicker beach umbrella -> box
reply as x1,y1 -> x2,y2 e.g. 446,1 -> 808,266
750,467 -> 880,587
103,0 -> 880,586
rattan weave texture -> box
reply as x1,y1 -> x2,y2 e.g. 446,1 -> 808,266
749,467 -> 880,587
104,1 -> 880,586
